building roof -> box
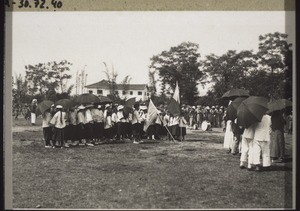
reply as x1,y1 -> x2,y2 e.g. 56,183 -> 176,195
85,79 -> 147,91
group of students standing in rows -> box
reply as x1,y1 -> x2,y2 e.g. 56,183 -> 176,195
182,105 -> 225,129
223,109 -> 288,172
42,102 -> 188,148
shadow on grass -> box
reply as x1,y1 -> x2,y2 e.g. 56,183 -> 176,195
265,165 -> 292,172
185,139 -> 209,142
139,141 -> 161,144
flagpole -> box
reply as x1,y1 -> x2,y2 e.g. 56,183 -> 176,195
156,111 -> 177,143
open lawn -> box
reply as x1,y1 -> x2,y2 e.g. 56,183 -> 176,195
12,117 -> 293,209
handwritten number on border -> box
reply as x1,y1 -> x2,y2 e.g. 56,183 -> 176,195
5,0 -> 64,10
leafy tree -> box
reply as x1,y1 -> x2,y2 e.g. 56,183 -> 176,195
150,42 -> 204,105
202,50 -> 257,99
12,74 -> 28,117
25,60 -> 73,98
256,32 -> 292,99
201,32 -> 292,102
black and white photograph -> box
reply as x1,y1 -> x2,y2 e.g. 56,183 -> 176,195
5,3 -> 296,209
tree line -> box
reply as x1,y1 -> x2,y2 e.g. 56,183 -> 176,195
149,32 -> 293,106
12,32 -> 292,114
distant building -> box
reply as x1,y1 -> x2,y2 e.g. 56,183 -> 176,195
85,80 -> 149,101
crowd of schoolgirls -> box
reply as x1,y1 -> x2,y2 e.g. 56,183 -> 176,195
42,102 -> 188,148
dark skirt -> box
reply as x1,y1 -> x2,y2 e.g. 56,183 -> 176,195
179,127 -> 187,136
67,124 -> 79,141
132,123 -> 142,137
64,125 -> 71,141
77,124 -> 85,140
124,122 -> 132,137
147,124 -> 156,136
104,127 -> 113,139
53,127 -> 65,146
84,122 -> 94,139
270,130 -> 285,158
171,125 -> 180,137
93,122 -> 104,139
117,122 -> 125,137
43,127 -> 52,145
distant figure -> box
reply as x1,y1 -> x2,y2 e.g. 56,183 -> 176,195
31,99 -> 38,125
270,110 -> 286,163
42,108 -> 53,148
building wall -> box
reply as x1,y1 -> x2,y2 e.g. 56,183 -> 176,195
86,88 -> 148,101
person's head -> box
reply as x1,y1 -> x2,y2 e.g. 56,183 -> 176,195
78,105 -> 85,112
56,105 -> 63,111
117,105 -> 124,111
32,99 -> 37,104
105,104 -> 111,110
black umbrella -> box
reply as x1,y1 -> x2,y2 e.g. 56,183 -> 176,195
55,99 -> 76,110
267,99 -> 292,114
237,96 -> 268,128
123,97 -> 136,117
37,100 -> 54,115
98,95 -> 113,104
226,97 -> 247,120
222,89 -> 250,100
74,93 -> 101,105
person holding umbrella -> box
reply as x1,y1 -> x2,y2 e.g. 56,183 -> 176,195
91,104 -> 104,144
270,110 -> 286,163
252,114 -> 272,171
240,124 -> 256,169
104,104 -> 114,142
132,103 -> 143,144
42,108 -> 53,148
68,107 -> 79,146
223,113 -> 234,153
77,105 -> 86,146
50,105 -> 67,148
116,105 -> 126,141
84,105 -> 95,146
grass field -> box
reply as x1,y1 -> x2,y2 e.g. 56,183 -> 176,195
12,117 -> 293,209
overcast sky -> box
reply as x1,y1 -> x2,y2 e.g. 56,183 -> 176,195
10,11 -> 295,95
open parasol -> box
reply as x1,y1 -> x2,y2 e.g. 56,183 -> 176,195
226,97 -> 247,120
55,99 -> 76,110
37,100 -> 54,115
123,97 -> 136,117
267,99 -> 292,114
74,93 -> 101,105
98,95 -> 113,104
222,89 -> 250,100
236,96 -> 268,128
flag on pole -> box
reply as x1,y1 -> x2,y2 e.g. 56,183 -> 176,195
173,81 -> 180,103
143,99 -> 159,132
167,81 -> 181,116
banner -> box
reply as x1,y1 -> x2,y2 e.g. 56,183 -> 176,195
173,81 -> 180,103
143,99 -> 158,132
